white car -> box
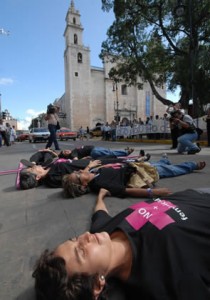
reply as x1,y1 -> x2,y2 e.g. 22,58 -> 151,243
29,127 -> 50,143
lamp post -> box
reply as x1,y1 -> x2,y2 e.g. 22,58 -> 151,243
112,81 -> 120,124
174,0 -> 197,118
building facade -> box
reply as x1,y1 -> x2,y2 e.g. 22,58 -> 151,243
62,0 -> 167,131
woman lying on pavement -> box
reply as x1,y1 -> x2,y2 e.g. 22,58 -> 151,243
19,154 -> 149,190
62,158 -> 206,198
33,187 -> 210,300
19,153 -> 206,192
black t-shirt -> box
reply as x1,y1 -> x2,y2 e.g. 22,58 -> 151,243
70,146 -> 94,159
88,164 -> 135,197
91,189 -> 210,299
43,160 -> 90,188
43,158 -> 129,188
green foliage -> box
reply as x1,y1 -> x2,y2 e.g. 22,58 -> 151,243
100,0 -> 210,115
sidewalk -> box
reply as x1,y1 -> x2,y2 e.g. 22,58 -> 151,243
0,141 -> 209,300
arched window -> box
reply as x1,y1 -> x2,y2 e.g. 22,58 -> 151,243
78,53 -> 82,63
73,17 -> 76,24
74,34 -> 78,44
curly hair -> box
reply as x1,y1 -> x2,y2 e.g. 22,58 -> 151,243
19,170 -> 39,190
32,249 -> 109,300
62,174 -> 89,198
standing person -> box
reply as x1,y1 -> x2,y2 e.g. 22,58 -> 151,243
172,110 -> 200,154
86,126 -> 90,140
104,122 -> 111,141
10,125 -> 16,145
33,187 -> 210,300
5,123 -> 11,146
204,107 -> 210,147
0,119 -> 10,146
79,126 -> 85,140
45,104 -> 61,150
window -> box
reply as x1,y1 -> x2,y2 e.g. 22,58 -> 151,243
73,17 -> 76,24
75,72 -> 78,77
74,34 -> 78,44
145,91 -> 151,116
121,84 -> 127,95
78,53 -> 82,63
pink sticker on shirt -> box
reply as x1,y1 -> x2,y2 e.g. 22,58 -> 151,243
126,200 -> 177,230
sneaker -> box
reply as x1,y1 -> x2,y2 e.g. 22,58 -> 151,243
196,161 -> 206,170
127,148 -> 134,155
187,149 -> 200,155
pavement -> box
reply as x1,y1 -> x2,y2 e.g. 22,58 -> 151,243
0,139 -> 209,300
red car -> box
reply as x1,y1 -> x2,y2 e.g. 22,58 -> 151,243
56,127 -> 77,141
16,130 -> 30,142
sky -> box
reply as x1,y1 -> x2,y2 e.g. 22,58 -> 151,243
0,0 -> 178,129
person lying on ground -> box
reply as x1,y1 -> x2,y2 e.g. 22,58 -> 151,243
19,155 -> 149,190
29,146 -> 135,166
62,159 -> 206,198
32,187 -> 210,300
19,159 -> 100,190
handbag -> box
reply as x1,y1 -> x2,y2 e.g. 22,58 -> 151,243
56,121 -> 61,130
127,162 -> 159,188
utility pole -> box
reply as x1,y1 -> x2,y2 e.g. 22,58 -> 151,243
0,28 -> 10,118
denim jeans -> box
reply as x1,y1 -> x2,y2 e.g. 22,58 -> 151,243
90,147 -> 129,159
177,132 -> 199,153
151,159 -> 197,178
46,124 -> 60,150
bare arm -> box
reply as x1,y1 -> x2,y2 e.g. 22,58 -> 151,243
94,188 -> 111,213
38,148 -> 58,157
125,187 -> 172,198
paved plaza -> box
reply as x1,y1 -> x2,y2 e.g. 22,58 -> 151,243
0,139 -> 209,300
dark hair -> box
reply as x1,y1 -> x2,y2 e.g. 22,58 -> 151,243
170,109 -> 182,117
47,104 -> 56,114
19,170 -> 39,190
58,151 -> 72,159
62,175 -> 89,198
32,249 -> 109,300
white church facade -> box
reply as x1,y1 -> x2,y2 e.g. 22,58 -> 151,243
58,0 -> 167,131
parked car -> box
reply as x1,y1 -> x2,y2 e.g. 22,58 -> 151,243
16,130 -> 30,142
29,127 -> 50,143
89,126 -> 103,138
56,127 -> 77,141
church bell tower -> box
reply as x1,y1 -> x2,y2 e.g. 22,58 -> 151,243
63,0 -> 91,130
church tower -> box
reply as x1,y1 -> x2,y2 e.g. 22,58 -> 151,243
63,0 -> 91,130
62,1 -> 167,131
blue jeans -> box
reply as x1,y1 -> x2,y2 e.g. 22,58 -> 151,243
177,132 -> 199,153
90,147 -> 129,159
151,159 -> 197,178
46,124 -> 60,150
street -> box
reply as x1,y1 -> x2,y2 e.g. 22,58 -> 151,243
0,139 -> 209,300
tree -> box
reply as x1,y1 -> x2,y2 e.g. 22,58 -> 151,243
100,0 -> 210,116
